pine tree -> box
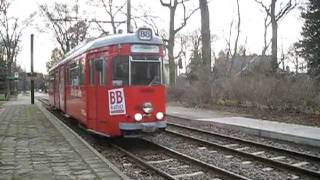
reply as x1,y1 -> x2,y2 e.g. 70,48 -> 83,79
298,0 -> 320,80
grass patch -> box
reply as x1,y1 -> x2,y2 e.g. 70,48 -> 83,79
0,94 -> 6,101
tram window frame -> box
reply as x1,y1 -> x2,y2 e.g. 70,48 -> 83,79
131,61 -> 161,85
112,56 -> 129,86
69,60 -> 79,86
96,57 -> 108,85
49,73 -> 55,89
79,58 -> 85,85
89,60 -> 94,85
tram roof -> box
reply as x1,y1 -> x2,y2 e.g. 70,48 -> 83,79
49,30 -> 163,72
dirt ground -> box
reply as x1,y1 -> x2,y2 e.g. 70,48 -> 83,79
170,101 -> 320,127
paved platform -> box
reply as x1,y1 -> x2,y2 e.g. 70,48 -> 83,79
167,105 -> 320,147
0,95 -> 128,180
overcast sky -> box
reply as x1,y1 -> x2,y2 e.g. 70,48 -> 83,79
10,0 -> 304,74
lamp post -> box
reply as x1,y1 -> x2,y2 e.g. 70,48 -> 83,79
30,34 -> 34,104
127,0 -> 131,33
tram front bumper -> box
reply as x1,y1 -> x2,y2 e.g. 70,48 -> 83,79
119,121 -> 167,133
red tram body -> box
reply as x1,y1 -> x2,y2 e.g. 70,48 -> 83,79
48,28 -> 166,137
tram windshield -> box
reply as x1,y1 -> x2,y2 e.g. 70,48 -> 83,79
131,61 -> 161,85
112,56 -> 161,86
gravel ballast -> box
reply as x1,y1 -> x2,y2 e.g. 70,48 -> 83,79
168,116 -> 320,157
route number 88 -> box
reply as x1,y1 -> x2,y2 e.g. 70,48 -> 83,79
138,29 -> 152,40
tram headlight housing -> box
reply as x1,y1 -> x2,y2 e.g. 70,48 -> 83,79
134,113 -> 143,121
143,102 -> 153,114
156,112 -> 164,120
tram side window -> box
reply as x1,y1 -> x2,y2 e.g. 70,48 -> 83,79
79,59 -> 85,85
49,73 -> 54,89
97,57 -> 108,85
112,56 -> 129,86
69,61 -> 79,86
89,60 -> 94,85
90,57 -> 108,85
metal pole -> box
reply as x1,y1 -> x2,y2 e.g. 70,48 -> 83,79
31,34 -> 34,104
127,0 -> 131,33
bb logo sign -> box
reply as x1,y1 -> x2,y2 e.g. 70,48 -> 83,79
137,28 -> 152,41
108,88 -> 126,115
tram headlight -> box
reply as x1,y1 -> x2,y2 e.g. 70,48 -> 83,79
143,102 -> 153,114
156,112 -> 164,120
134,113 -> 143,121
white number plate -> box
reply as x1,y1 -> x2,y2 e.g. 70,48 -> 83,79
138,29 -> 152,40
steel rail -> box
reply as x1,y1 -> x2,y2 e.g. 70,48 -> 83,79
165,124 -> 320,178
37,97 -> 176,180
142,139 -> 250,180
167,115 -> 320,162
109,142 -> 177,180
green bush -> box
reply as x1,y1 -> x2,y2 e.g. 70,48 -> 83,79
0,94 -> 6,101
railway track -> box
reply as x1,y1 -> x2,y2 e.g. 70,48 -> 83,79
37,97 -> 320,179
165,116 -> 320,179
110,138 -> 249,180
37,97 -> 248,179
36,98 -> 164,179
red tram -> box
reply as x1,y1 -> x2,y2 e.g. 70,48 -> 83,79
48,28 -> 166,137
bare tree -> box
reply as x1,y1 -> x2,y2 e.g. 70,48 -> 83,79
288,45 -> 305,73
129,3 -> 162,35
186,31 -> 202,81
229,0 -> 241,75
0,0 -> 34,96
262,11 -> 271,56
46,47 -> 64,72
39,2 -> 90,54
254,0 -> 297,72
96,0 -> 127,34
199,0 -> 211,74
160,0 -> 199,86
224,20 -> 234,62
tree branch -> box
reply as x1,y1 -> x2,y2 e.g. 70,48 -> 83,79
254,0 -> 271,16
174,0 -> 200,34
160,0 -> 171,7
276,0 -> 296,21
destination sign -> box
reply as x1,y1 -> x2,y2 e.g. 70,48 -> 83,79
131,44 -> 160,53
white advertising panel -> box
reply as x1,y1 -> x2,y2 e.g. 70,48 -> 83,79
108,88 -> 126,115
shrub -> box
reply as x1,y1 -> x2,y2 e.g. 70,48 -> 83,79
168,73 -> 320,114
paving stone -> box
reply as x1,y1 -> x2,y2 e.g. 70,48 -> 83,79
16,168 -> 34,175
89,163 -> 106,169
55,175 -> 76,180
76,174 -> 97,179
0,96 -> 127,180
97,171 -> 116,177
72,169 -> 92,175
52,166 -> 71,172
0,166 -> 16,170
70,166 -> 88,171
55,170 -> 72,176
0,174 -> 14,180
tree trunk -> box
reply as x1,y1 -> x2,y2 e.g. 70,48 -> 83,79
262,14 -> 269,56
199,0 -> 211,75
271,0 -> 278,72
229,0 -> 241,76
168,7 -> 176,86
6,62 -> 11,97
127,0 -> 131,33
111,16 -> 117,34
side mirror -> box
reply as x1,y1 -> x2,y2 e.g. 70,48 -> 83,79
95,59 -> 103,71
